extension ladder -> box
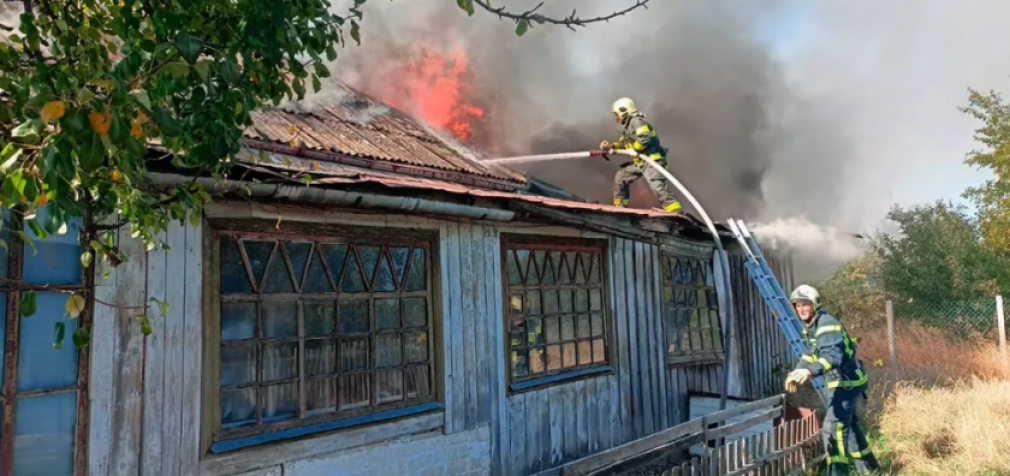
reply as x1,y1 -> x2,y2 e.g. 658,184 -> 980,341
726,218 -> 829,404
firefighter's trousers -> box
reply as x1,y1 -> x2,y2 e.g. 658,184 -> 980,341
822,387 -> 880,475
612,160 -> 681,212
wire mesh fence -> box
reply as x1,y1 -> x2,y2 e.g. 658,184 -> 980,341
891,298 -> 999,338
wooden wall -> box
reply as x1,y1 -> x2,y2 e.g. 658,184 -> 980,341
84,203 -> 792,476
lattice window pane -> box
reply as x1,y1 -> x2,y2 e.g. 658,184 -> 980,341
503,240 -> 611,386
216,235 -> 435,441
662,252 -> 723,363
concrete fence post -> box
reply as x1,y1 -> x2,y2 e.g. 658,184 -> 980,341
886,300 -> 897,369
997,295 -> 1007,374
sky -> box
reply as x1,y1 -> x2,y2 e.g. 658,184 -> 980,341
755,1 -> 1001,218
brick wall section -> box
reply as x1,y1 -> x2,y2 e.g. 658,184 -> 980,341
276,426 -> 491,476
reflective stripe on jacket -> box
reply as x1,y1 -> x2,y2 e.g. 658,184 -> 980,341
796,311 -> 867,390
614,113 -> 668,164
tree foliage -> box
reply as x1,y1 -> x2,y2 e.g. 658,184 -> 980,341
960,87 -> 1010,251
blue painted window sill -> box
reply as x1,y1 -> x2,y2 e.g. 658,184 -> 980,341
210,401 -> 445,454
509,366 -> 613,392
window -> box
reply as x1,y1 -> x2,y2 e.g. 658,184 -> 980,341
0,207 -> 89,476
502,236 -> 611,391
208,227 -> 439,452
661,252 -> 724,365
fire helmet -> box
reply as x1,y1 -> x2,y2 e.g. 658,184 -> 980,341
611,97 -> 638,121
789,284 -> 822,310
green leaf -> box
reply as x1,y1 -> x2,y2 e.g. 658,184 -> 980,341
27,219 -> 48,240
17,231 -> 37,256
136,313 -> 152,335
81,251 -> 94,268
150,297 -> 170,317
27,93 -> 54,109
457,0 -> 475,16
195,59 -> 212,82
325,45 -> 338,62
21,290 -> 37,317
78,132 -> 105,171
220,60 -> 240,84
73,327 -> 91,348
12,120 -> 43,142
175,33 -> 202,64
350,20 -> 361,45
0,147 -> 23,174
152,107 -> 183,137
132,91 -> 151,110
54,321 -> 66,349
293,77 -> 306,100
163,61 -> 190,78
313,62 -> 331,79
312,74 -> 322,93
516,19 -> 530,36
77,88 -> 95,104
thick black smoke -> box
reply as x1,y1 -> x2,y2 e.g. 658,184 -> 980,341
333,0 -> 816,220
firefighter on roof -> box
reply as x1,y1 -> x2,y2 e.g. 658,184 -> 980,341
784,284 -> 881,476
599,97 -> 682,213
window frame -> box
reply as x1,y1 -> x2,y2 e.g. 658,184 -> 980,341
0,212 -> 93,476
660,249 -> 725,367
201,219 -> 444,454
499,233 -> 614,394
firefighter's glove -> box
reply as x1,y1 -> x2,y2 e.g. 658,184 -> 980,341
600,140 -> 612,151
785,369 -> 812,393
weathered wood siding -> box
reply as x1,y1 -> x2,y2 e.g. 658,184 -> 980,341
89,219 -> 203,476
85,203 -> 791,476
727,251 -> 795,399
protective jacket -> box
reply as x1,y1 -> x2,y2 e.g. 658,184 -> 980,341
613,112 -> 668,166
795,311 -> 867,391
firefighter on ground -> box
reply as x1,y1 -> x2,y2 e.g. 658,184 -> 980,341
784,285 -> 881,476
599,97 -> 682,213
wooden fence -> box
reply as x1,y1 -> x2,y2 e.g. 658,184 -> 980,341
538,395 -> 824,476
665,411 -> 822,476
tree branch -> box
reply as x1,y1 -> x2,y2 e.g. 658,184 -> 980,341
472,0 -> 650,31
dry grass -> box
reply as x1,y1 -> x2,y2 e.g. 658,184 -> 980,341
878,379 -> 1010,475
832,320 -> 1009,476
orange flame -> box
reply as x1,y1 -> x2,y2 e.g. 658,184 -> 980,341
379,47 -> 484,142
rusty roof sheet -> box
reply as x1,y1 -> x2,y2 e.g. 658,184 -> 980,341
243,84 -> 523,185
237,151 -> 714,228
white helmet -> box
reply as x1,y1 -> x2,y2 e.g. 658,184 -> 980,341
611,97 -> 638,121
789,284 -> 822,310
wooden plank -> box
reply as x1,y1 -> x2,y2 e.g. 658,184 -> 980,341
549,385 -> 564,468
563,382 -> 577,462
447,221 -> 466,433
509,394 -> 527,476
634,242 -> 655,436
609,237 -> 633,443
489,225 -> 511,476
141,231 -> 168,476
604,376 -> 618,451
575,379 -> 589,459
109,232 -> 147,476
438,221 -> 455,433
525,389 -> 541,474
474,225 -> 491,427
199,412 -> 443,475
160,223 -> 187,476
181,219 -> 205,472
706,395 -> 783,425
459,223 -> 478,430
556,418 -> 706,476
89,223 -> 120,476
624,239 -> 643,439
650,244 -> 670,430
586,376 -> 599,454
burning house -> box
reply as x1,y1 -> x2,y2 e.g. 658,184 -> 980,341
1,82 -> 797,476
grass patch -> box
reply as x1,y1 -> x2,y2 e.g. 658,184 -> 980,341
792,320 -> 1008,475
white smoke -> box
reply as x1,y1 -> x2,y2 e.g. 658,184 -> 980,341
749,217 -> 868,280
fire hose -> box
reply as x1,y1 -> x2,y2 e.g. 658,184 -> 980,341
485,149 -> 737,412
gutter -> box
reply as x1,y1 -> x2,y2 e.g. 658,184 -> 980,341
147,172 -> 517,222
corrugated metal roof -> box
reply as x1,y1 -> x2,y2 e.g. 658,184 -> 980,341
236,151 -> 713,228
243,84 -> 523,185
